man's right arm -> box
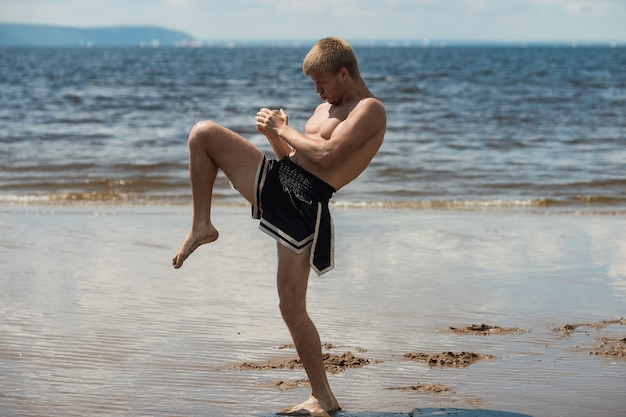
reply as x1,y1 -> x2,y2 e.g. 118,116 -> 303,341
277,98 -> 386,170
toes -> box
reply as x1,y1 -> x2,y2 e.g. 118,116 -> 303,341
172,254 -> 184,269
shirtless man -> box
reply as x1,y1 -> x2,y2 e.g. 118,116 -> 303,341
172,38 -> 386,416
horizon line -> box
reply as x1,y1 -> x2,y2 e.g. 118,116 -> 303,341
0,22 -> 624,45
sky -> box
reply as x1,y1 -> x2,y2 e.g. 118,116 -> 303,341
1,0 -> 625,42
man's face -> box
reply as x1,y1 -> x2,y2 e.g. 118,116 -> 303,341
310,70 -> 343,105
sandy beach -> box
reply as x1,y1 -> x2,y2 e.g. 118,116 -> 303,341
1,204 -> 625,417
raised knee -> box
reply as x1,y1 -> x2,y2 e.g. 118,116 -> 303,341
188,120 -> 219,148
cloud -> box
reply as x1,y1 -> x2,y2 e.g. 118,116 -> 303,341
163,0 -> 199,9
531,0 -> 619,15
531,0 -> 563,8
566,1 -> 614,16
468,0 -> 490,11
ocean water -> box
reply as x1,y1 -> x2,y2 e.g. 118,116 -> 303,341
1,45 -> 625,211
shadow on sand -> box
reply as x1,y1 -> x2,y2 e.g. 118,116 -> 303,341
259,408 -> 534,417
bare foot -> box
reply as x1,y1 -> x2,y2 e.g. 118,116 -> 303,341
277,396 -> 340,416
172,223 -> 219,268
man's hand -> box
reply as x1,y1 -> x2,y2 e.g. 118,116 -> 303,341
256,108 -> 293,159
255,108 -> 288,137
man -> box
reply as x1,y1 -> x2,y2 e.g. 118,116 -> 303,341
172,37 -> 386,416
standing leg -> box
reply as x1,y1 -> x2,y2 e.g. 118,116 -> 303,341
276,244 -> 339,416
172,120 -> 263,268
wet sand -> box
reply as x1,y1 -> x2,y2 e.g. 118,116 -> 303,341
1,205 -> 625,417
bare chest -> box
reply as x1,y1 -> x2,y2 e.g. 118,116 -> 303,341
305,108 -> 347,140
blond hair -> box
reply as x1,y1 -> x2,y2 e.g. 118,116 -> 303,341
303,37 -> 361,79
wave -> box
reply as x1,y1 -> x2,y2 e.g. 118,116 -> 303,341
2,192 -> 625,215
333,197 -> 626,213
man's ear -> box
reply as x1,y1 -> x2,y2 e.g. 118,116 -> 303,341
339,67 -> 349,80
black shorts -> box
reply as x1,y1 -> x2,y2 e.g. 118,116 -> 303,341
252,156 -> 336,276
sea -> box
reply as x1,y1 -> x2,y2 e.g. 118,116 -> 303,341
1,44 -> 625,212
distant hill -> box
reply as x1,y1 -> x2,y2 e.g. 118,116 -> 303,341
0,23 -> 196,47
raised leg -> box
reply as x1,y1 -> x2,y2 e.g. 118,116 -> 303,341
276,243 -> 339,416
172,120 -> 263,268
